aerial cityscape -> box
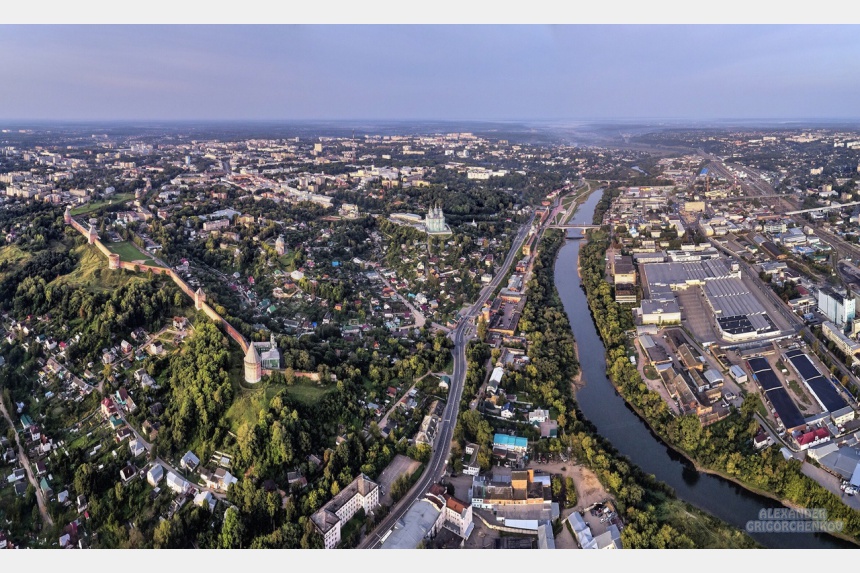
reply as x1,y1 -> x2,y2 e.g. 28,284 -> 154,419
4,22 -> 860,556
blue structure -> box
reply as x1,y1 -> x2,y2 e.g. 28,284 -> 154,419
494,433 -> 528,452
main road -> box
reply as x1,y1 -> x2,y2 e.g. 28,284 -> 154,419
360,213 -> 535,548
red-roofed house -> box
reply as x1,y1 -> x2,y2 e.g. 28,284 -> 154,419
101,397 -> 117,419
796,427 -> 830,450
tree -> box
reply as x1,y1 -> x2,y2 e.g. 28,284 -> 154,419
219,507 -> 245,549
74,463 -> 94,498
153,518 -> 177,549
477,315 -> 488,341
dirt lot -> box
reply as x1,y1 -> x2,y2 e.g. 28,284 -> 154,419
528,460 -> 616,548
375,454 -> 421,506
463,510 -> 502,549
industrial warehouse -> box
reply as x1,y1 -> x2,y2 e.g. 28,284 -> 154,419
785,349 -> 854,425
638,259 -> 778,341
746,356 -> 806,432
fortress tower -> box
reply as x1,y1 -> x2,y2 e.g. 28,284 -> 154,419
244,345 -> 262,384
194,288 -> 206,310
64,205 -> 72,225
86,223 -> 98,245
108,253 -> 120,270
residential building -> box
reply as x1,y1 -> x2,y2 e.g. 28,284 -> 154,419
821,321 -> 860,357
166,471 -> 189,494
311,474 -> 380,549
180,451 -> 200,472
528,409 -> 549,425
147,464 -> 164,486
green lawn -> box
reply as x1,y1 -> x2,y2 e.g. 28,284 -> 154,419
70,193 -> 135,216
53,244 -> 148,293
107,241 -> 161,266
225,390 -> 270,432
284,379 -> 335,406
226,379 -> 334,431
0,244 -> 30,265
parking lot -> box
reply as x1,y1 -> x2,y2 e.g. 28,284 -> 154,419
581,500 -> 622,539
677,287 -> 718,344
375,454 -> 421,506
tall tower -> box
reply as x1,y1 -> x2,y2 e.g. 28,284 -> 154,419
87,223 -> 98,245
244,345 -> 262,384
275,235 -> 285,256
194,288 -> 206,310
64,205 -> 72,225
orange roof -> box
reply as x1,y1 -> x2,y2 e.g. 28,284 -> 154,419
446,495 -> 467,514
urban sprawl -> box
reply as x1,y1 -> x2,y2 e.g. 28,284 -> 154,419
2,124 -> 860,549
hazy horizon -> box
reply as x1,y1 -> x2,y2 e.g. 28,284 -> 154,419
3,25 -> 860,122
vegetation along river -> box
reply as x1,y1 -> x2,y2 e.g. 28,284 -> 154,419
554,190 -> 852,549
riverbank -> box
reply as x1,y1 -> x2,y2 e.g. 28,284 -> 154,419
574,218 -> 860,546
521,227 -> 758,547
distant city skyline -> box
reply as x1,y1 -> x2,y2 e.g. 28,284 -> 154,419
3,25 -> 860,122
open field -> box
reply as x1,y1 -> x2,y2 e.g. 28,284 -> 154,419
0,244 -> 30,265
225,380 -> 335,430
69,193 -> 134,216
285,379 -> 336,405
53,244 -> 148,292
107,241 -> 161,266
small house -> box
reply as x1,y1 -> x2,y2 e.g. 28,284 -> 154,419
166,471 -> 189,494
147,464 -> 164,486
120,464 -> 138,483
180,451 -> 200,472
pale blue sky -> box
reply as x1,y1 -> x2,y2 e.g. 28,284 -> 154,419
1,25 -> 859,121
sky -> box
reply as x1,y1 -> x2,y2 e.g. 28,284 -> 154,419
3,25 -> 860,122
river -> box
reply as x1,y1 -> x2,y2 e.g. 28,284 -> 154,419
554,190 -> 853,549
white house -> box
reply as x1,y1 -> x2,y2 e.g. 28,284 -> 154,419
147,464 -> 164,486
180,451 -> 200,472
166,471 -> 189,494
194,490 -> 216,511
529,409 -> 550,424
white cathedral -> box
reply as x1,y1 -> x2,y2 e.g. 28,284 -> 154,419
424,204 -> 451,235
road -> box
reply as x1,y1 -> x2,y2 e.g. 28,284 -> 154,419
376,274 -> 426,328
360,213 -> 535,548
0,397 -> 54,528
801,462 -> 860,512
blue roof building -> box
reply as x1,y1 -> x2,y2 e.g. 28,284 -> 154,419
493,433 -> 528,452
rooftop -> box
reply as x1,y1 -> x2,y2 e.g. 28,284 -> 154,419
311,474 -> 378,534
